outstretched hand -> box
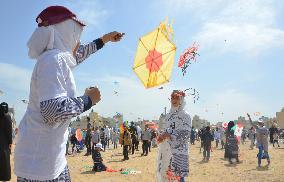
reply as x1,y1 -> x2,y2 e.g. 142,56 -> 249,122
101,31 -> 125,44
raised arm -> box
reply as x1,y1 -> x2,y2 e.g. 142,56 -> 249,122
247,113 -> 258,129
75,38 -> 104,65
76,31 -> 125,65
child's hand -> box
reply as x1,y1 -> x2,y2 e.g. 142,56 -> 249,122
84,87 -> 101,106
157,133 -> 171,143
102,31 -> 125,43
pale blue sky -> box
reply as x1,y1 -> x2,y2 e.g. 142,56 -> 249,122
0,0 -> 283,124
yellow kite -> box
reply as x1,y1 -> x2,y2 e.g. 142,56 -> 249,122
133,20 -> 176,88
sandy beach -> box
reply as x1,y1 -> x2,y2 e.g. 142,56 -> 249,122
10,140 -> 284,182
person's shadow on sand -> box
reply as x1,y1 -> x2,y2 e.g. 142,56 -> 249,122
197,160 -> 208,164
107,159 -> 124,163
274,147 -> 284,150
256,166 -> 269,171
224,163 -> 237,167
81,170 -> 95,174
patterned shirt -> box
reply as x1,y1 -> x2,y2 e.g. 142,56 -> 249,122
92,150 -> 102,163
164,110 -> 191,177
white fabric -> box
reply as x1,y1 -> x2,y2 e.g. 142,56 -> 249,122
157,115 -> 171,182
27,19 -> 83,68
136,125 -> 142,139
104,127 -> 111,138
95,143 -> 104,150
14,19 -> 83,180
14,50 -> 77,180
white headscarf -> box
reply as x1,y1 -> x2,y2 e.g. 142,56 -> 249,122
27,19 -> 83,67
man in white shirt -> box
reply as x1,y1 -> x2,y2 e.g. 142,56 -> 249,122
104,126 -> 111,148
214,128 -> 221,148
141,125 -> 151,156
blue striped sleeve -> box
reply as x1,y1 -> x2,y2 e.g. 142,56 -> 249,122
76,38 -> 104,65
40,95 -> 92,126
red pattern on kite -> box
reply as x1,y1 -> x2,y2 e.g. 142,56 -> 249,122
145,49 -> 163,73
178,43 -> 199,68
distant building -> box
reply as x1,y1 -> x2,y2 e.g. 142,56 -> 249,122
70,115 -> 90,129
237,116 -> 251,129
192,115 -> 210,129
276,107 -> 284,128
89,111 -> 102,128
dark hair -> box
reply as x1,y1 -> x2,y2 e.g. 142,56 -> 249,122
227,121 -> 235,131
206,126 -> 210,131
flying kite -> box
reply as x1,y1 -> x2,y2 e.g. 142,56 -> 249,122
158,86 -> 164,89
21,99 -> 29,104
184,88 -> 199,103
254,112 -> 261,116
222,122 -> 228,129
133,19 -> 176,88
231,122 -> 244,143
178,43 -> 199,76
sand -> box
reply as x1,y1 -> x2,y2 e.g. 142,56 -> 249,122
10,141 -> 284,182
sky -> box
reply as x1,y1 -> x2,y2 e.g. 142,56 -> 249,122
0,0 -> 284,124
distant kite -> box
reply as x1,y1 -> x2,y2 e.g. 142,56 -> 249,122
178,43 -> 200,76
21,100 -> 29,104
254,112 -> 261,116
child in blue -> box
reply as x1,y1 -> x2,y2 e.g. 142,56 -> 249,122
92,143 -> 107,172
247,113 -> 270,167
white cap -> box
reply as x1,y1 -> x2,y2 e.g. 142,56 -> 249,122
95,143 -> 104,150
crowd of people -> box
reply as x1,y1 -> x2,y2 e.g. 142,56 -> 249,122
65,121 -> 160,167
188,118 -> 283,166
1,100 -> 284,181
